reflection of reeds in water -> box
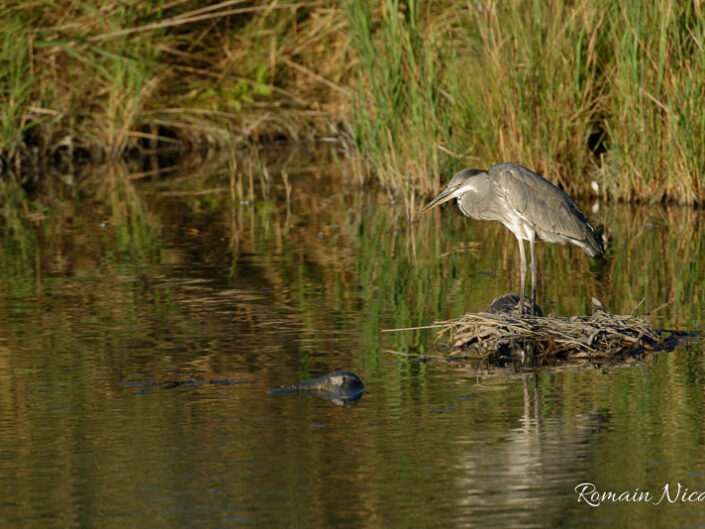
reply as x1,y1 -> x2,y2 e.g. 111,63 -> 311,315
90,162 -> 161,260
3,148 -> 705,529
600,204 -> 705,326
0,159 -> 163,294
1,144 -> 703,365
0,178 -> 37,283
147,146 -> 705,352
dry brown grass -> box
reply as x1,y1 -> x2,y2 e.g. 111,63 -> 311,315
5,1 -> 354,166
438,309 -> 670,365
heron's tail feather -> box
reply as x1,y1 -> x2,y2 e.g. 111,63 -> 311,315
582,224 -> 605,258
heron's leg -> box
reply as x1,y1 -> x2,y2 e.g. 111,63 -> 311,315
517,237 -> 527,312
529,235 -> 537,303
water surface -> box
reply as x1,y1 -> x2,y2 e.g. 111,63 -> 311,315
1,147 -> 704,528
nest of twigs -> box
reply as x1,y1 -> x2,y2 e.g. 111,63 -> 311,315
435,295 -> 676,365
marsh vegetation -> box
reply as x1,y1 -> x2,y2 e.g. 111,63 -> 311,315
2,4 -> 705,526
2,0 -> 704,204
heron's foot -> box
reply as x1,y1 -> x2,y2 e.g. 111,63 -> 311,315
487,293 -> 543,316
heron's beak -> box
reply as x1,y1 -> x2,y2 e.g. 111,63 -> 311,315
419,186 -> 460,215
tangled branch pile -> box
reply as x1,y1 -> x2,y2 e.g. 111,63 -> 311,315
437,309 -> 673,364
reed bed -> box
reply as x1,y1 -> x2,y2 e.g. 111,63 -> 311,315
348,0 -> 705,205
1,1 -> 353,170
2,0 -> 705,204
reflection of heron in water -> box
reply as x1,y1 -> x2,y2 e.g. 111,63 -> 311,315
420,162 -> 604,310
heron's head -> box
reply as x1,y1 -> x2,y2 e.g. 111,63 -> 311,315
419,169 -> 486,215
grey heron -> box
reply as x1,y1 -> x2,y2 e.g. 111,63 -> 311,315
420,162 -> 604,311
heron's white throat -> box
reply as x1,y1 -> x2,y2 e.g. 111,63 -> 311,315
451,180 -> 477,199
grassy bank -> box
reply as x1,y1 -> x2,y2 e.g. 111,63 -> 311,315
348,0 -> 705,204
2,1 -> 705,204
1,1 -> 352,169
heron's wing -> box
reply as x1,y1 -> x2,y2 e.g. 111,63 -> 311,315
494,164 -> 598,247
456,173 -> 507,222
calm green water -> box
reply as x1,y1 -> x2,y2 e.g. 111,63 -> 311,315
1,147 -> 705,528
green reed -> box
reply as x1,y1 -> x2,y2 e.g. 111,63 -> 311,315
348,0 -> 705,205
347,0 -> 604,201
2,0 -> 705,206
0,20 -> 35,164
346,0 -> 451,211
601,0 -> 705,203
